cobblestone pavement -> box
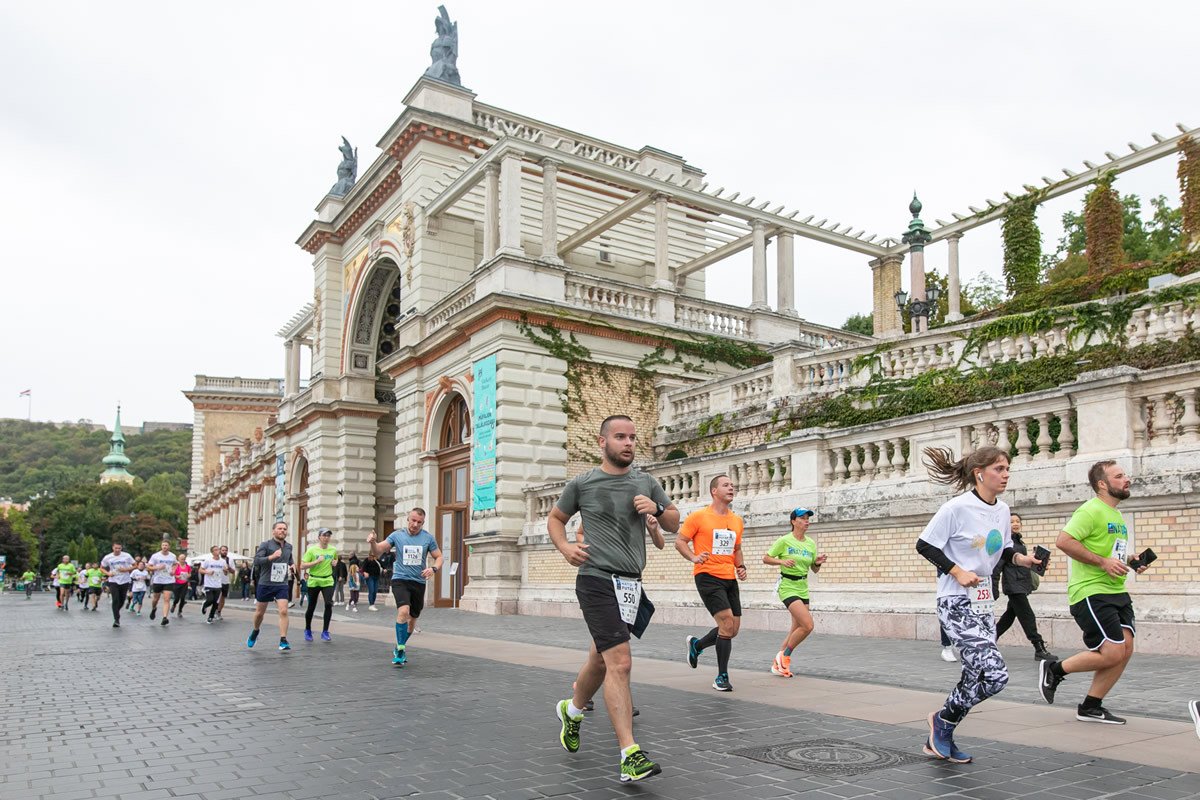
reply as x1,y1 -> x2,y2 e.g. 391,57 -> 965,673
268,599 -> 1197,723
4,594 -> 1200,800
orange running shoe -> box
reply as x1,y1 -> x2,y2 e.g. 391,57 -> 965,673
771,651 -> 793,677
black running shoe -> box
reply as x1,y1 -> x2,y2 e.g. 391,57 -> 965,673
1038,658 -> 1063,704
685,635 -> 699,669
712,673 -> 733,692
1076,705 -> 1126,724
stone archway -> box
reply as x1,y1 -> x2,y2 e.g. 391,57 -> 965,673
343,257 -> 403,378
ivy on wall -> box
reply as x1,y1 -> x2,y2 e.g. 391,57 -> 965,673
1085,172 -> 1125,274
1002,195 -> 1043,298
1180,136 -> 1200,245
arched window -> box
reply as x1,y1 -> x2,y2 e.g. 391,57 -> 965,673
439,394 -> 471,449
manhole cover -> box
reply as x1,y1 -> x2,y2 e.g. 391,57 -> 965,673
731,738 -> 928,777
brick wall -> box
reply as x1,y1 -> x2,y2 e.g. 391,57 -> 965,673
565,362 -> 659,477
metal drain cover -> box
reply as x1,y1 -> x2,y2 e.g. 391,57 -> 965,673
731,738 -> 928,777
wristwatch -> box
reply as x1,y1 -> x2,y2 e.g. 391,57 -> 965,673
654,502 -> 666,518
432,565 -> 440,573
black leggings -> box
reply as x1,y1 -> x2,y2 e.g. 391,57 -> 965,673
996,592 -> 1045,646
108,583 -> 129,623
171,584 -> 188,613
201,588 -> 222,619
305,585 -> 335,632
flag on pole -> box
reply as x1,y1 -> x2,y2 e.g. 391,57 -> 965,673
19,389 -> 30,397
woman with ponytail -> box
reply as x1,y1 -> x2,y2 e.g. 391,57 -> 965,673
915,446 -> 1042,764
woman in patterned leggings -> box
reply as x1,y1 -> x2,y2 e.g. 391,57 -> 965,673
915,446 -> 1043,764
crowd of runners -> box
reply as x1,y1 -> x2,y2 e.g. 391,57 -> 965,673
22,412 -> 1177,783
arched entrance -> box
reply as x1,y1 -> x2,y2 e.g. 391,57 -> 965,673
434,393 -> 471,607
292,458 -> 309,594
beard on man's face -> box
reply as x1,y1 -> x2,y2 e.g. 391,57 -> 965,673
1106,481 -> 1131,500
605,445 -> 634,468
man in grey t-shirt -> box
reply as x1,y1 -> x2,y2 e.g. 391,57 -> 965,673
548,415 -> 678,783
247,521 -> 294,652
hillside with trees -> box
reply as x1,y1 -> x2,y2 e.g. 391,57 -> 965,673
0,420 -> 191,576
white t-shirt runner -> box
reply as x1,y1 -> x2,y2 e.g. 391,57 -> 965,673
219,555 -> 232,585
101,553 -> 135,585
918,491 -> 1013,601
201,559 -> 226,590
148,552 -> 177,585
130,569 -> 149,593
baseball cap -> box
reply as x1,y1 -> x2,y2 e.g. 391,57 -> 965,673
317,528 -> 333,537
789,507 -> 814,520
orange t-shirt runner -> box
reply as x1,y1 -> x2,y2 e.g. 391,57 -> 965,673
680,506 -> 744,580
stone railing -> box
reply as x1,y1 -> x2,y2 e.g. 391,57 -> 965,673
193,375 -> 283,395
427,286 -> 477,333
675,300 -> 752,338
473,108 -> 642,171
661,285 -> 1200,428
528,362 -> 1200,534
565,277 -> 656,320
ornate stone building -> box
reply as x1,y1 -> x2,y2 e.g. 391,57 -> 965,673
188,11 -> 1200,650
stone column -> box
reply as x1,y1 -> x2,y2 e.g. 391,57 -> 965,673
776,231 -> 796,316
946,233 -> 963,322
483,163 -> 500,262
653,193 -> 672,289
284,340 -> 298,396
869,254 -> 904,335
497,151 -> 525,257
539,158 -> 562,265
910,247 -> 927,333
749,220 -> 769,310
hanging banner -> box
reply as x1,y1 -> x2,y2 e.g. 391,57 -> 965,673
472,355 -> 497,511
275,454 -> 287,521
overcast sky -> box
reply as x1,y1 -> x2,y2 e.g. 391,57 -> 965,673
1,1 -> 1194,427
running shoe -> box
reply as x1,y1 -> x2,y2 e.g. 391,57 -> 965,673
369,605 -> 378,611
618,747 -> 661,782
713,673 -> 733,692
321,631 -> 331,642
161,617 -> 169,627
206,618 -> 214,624
56,601 -> 62,608
112,622 -> 120,628
1076,705 -> 1126,724
150,607 -> 155,620
247,630 -> 259,648
216,613 -> 222,621
771,651 -> 793,678
279,639 -> 291,651
555,699 -> 583,753
392,646 -> 405,666
940,646 -> 957,663
632,706 -> 640,717
1038,658 -> 1063,704
1189,700 -> 1200,740
685,636 -> 699,669
304,629 -> 313,642
923,712 -> 970,762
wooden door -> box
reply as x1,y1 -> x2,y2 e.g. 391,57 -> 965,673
434,457 -> 470,607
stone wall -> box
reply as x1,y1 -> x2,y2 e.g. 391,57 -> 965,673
565,362 -> 659,476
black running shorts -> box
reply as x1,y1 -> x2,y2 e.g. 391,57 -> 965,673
783,596 -> 811,608
220,584 -> 230,598
694,573 -> 742,617
1070,592 -> 1135,650
390,579 -> 426,618
151,583 -> 172,595
577,573 -> 636,653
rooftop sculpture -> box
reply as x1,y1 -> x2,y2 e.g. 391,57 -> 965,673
330,136 -> 357,197
423,5 -> 461,86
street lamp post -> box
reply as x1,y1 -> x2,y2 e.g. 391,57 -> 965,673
895,281 -> 941,329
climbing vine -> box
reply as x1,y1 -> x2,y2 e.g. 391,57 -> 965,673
1085,172 -> 1125,274
1180,136 -> 1200,246
1001,195 -> 1042,297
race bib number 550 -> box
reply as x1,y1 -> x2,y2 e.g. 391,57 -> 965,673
612,575 -> 642,625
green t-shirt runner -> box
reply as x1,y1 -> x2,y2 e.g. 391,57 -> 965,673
1063,497 -> 1130,605
302,546 -> 337,588
85,568 -> 104,588
767,533 -> 818,602
21,571 -> 35,583
56,563 -> 77,586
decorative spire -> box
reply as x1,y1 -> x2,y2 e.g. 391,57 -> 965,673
902,192 -> 932,251
100,404 -> 135,485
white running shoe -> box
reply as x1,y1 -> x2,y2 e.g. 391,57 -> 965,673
368,605 -> 378,611
940,646 -> 958,663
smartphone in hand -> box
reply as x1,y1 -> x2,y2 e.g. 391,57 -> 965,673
1032,545 -> 1051,576
1129,547 -> 1158,570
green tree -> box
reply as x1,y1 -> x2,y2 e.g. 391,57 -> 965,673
1002,196 -> 1042,297
1047,192 -> 1183,283
841,313 -> 874,336
964,273 -> 1004,312
109,513 -> 177,559
6,510 -> 38,572
68,534 -> 99,565
0,516 -> 32,574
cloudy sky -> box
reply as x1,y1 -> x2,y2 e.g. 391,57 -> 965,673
1,1 -> 1193,427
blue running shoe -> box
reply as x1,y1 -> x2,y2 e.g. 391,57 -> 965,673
247,629 -> 259,648
304,629 -> 313,642
392,645 -> 404,665
923,712 -> 969,762
321,631 -> 331,642
279,639 -> 291,652
686,636 -> 699,669
397,648 -> 408,666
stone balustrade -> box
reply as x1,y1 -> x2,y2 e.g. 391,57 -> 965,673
564,278 -> 655,320
674,300 -> 752,338
193,375 -> 283,395
427,288 -> 476,333
1131,372 -> 1200,450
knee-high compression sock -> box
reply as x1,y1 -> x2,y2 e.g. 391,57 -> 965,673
696,627 -> 719,652
716,636 -> 732,675
395,621 -> 410,647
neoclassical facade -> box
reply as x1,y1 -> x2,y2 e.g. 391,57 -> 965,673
188,59 -> 1200,648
